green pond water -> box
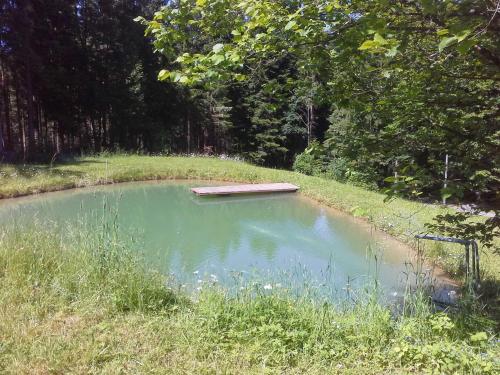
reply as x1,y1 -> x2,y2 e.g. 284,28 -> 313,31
0,181 -> 429,296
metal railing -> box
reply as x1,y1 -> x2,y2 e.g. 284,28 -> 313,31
415,234 -> 480,284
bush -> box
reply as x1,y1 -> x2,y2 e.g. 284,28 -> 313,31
294,149 -> 379,191
293,151 -> 323,176
322,157 -> 349,182
346,170 -> 379,190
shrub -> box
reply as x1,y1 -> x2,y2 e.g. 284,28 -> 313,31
293,152 -> 318,175
322,157 -> 349,182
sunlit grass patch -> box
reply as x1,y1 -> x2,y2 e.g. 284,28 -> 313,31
0,225 -> 498,374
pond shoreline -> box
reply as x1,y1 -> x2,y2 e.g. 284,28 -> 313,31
0,177 -> 460,302
1,155 -> 497,285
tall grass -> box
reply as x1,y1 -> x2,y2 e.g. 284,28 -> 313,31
0,230 -> 181,313
0,222 -> 498,374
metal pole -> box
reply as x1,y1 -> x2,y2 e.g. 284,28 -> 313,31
443,154 -> 449,205
473,241 -> 480,283
471,242 -> 476,282
465,243 -> 470,281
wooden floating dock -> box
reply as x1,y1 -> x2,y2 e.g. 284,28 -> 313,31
191,183 -> 299,196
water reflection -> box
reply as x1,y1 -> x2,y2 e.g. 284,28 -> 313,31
0,182 -> 414,294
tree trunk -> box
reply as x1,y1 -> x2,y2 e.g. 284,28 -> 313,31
306,103 -> 316,144
0,62 -> 5,155
0,59 -> 12,154
23,4 -> 36,159
14,75 -> 26,159
0,110 -> 4,155
186,112 -> 191,154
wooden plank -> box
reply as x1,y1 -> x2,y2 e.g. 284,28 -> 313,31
191,183 -> 299,196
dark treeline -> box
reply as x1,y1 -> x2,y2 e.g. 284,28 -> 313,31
0,0 -> 193,159
0,0 -> 318,165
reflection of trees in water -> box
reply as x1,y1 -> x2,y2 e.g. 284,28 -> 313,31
0,184 -> 408,288
118,186 -> 327,271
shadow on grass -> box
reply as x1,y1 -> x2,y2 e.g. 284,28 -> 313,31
3,157 -> 106,180
476,278 -> 500,328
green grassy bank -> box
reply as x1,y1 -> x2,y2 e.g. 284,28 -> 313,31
0,154 -> 498,280
0,227 -> 498,374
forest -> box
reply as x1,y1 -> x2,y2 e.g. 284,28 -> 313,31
0,0 -> 499,206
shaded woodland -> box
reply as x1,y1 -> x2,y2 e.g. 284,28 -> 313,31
1,1 -> 499,207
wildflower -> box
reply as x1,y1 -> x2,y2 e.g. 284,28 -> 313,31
193,270 -> 199,275
264,284 -> 272,290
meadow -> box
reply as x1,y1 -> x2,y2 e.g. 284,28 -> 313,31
0,155 -> 498,373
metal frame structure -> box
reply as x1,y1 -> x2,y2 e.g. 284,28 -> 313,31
415,234 -> 480,284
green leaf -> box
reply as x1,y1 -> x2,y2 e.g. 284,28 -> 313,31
157,69 -> 170,81
456,30 -> 471,42
212,43 -> 224,53
438,36 -> 457,52
171,71 -> 182,82
436,29 -> 449,36
456,39 -> 476,54
211,54 -> 225,65
373,33 -> 387,45
358,40 -> 377,50
285,20 -> 297,31
470,332 -> 488,342
234,73 -> 246,81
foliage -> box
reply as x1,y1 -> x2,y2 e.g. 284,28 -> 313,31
293,141 -> 379,189
426,211 -> 500,253
137,0 -> 499,206
292,141 -> 324,176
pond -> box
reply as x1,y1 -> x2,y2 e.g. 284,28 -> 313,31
0,181 -> 440,299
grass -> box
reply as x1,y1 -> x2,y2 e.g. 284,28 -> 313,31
0,154 -> 499,373
0,225 -> 498,374
0,154 -> 498,281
